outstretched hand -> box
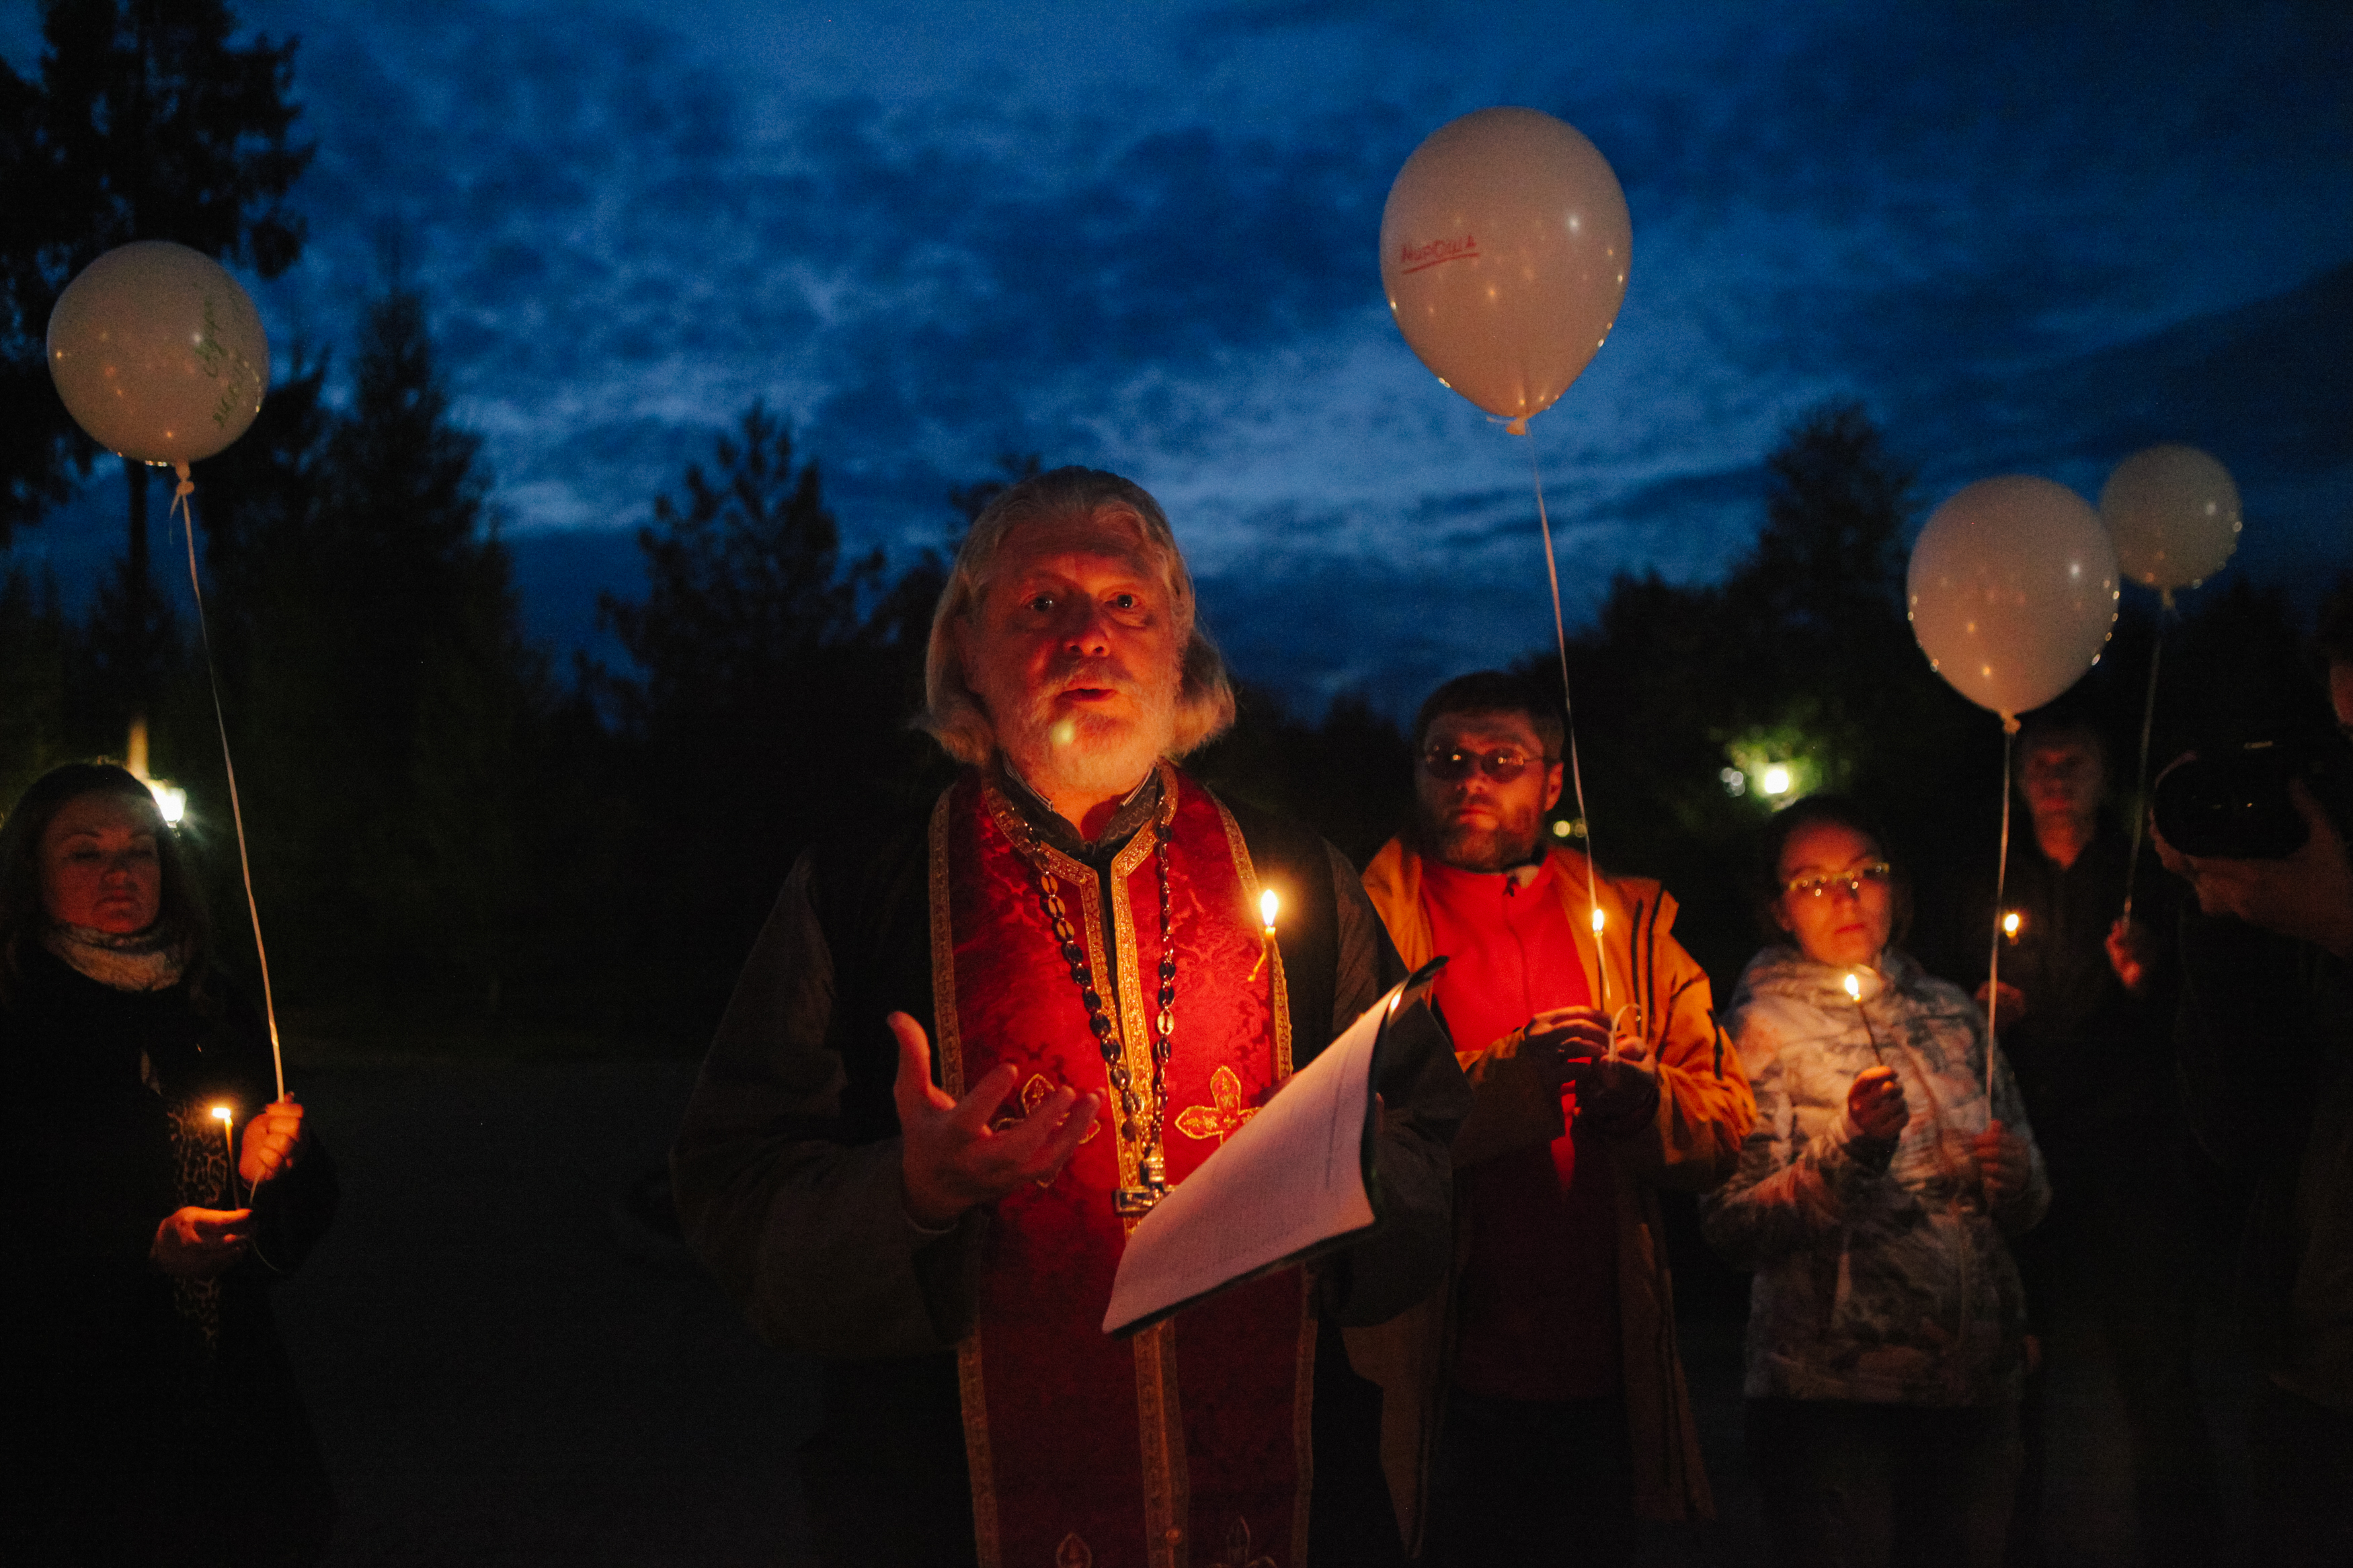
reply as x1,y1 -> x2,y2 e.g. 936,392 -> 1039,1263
891,1012 -> 1100,1229
151,1206 -> 250,1278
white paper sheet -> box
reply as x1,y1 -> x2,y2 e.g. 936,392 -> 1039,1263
1101,983 -> 1390,1338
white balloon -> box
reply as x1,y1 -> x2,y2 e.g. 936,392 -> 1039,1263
2100,444 -> 2241,593
1380,107 -> 1631,432
1907,476 -> 2120,721
47,240 -> 270,467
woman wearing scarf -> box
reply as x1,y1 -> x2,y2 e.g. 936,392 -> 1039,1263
1700,794 -> 2048,1568
0,762 -> 337,1565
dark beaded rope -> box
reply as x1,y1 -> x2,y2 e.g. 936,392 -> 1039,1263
1018,811 -> 1177,1190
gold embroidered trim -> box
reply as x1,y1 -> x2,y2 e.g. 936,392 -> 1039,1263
928,787 -> 966,1098
1102,769 -> 1172,1202
931,784 -> 997,1566
980,770 -> 1171,1202
1133,1319 -> 1187,1568
1210,790 -> 1293,1079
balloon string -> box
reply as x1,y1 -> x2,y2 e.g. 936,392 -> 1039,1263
1522,430 -> 1612,1028
173,466 -> 286,1102
1984,718 -> 2020,1098
2121,592 -> 2170,921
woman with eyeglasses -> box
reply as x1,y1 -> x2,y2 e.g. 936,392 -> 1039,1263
1698,794 -> 2046,1568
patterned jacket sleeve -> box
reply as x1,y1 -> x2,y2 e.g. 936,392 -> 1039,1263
1696,999 -> 1898,1271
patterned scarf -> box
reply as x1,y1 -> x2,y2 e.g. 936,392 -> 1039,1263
42,921 -> 188,993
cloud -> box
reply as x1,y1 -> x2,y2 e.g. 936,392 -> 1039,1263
25,0 -> 2329,718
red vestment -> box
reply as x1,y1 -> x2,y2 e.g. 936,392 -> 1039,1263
928,764 -> 1314,1568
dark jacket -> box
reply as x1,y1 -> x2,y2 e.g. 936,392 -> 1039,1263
3,948 -> 338,1566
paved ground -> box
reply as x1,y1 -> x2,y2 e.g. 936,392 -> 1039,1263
273,1060 -> 820,1565
272,1059 -> 2259,1566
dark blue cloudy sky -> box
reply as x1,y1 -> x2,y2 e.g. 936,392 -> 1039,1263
10,1 -> 2351,716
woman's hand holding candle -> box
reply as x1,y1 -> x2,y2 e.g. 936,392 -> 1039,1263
1847,1066 -> 1908,1141
1971,1120 -> 2032,1211
151,1206 -> 251,1278
239,1096 -> 307,1188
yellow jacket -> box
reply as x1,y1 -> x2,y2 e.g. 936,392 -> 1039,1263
1351,837 -> 1756,1548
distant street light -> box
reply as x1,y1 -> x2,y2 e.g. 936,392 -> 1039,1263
1761,764 -> 1793,797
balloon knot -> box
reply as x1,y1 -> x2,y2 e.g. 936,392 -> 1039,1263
2159,588 -> 2176,614
1505,417 -> 1529,437
2001,714 -> 2022,735
175,478 -> 194,498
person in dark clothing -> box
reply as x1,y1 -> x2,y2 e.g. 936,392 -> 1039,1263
2157,582 -> 2353,1568
1,762 -> 337,1566
1958,715 -> 2217,1568
671,468 -> 1468,1568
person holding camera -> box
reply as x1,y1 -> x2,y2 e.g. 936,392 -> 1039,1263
2155,578 -> 2353,1568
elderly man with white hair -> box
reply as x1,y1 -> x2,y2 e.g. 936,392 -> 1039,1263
674,467 -> 1468,1568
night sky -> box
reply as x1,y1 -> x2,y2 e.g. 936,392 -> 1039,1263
9,1 -> 2350,716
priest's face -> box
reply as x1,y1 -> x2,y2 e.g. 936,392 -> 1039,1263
1414,710 -> 1564,872
959,507 -> 1183,804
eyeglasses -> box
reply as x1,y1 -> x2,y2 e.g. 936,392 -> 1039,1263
1782,862 -> 1893,901
1419,745 -> 1554,783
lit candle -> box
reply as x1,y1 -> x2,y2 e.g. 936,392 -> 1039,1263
1847,971 -> 1886,1063
1591,907 -> 1605,934
1249,889 -> 1280,980
211,1105 -> 235,1204
2002,909 -> 2022,942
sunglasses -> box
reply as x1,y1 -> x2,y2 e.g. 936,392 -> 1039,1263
1782,862 -> 1894,901
1419,745 -> 1554,783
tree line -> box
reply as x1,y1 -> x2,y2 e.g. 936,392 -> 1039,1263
4,2 -> 2340,1050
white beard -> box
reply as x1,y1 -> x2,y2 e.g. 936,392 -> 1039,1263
996,661 -> 1179,810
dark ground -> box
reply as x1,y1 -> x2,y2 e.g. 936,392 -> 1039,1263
272,1058 -> 2260,1567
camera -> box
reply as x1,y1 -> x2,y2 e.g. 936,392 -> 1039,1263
2153,733 -> 2351,860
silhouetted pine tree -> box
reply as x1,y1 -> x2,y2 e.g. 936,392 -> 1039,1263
0,564 -> 71,809
591,403 -> 932,1029
218,286 -> 545,1024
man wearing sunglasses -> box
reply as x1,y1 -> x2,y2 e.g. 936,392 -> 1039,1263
1351,670 -> 1755,1565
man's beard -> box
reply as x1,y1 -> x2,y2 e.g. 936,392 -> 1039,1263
1417,803 -> 1544,873
998,658 -> 1179,804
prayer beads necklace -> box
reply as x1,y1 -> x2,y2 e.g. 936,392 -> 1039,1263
1015,798 -> 1177,1217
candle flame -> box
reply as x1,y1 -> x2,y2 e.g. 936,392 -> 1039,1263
1591,907 -> 1605,933
210,1105 -> 233,1124
1844,972 -> 1862,1002
1259,889 -> 1279,931
2002,911 -> 2022,938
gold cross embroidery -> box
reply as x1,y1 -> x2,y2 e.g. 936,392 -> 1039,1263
1175,1065 -> 1258,1145
992,1073 -> 1099,1143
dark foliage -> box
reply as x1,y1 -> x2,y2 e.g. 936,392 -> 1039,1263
584,405 -> 944,1040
